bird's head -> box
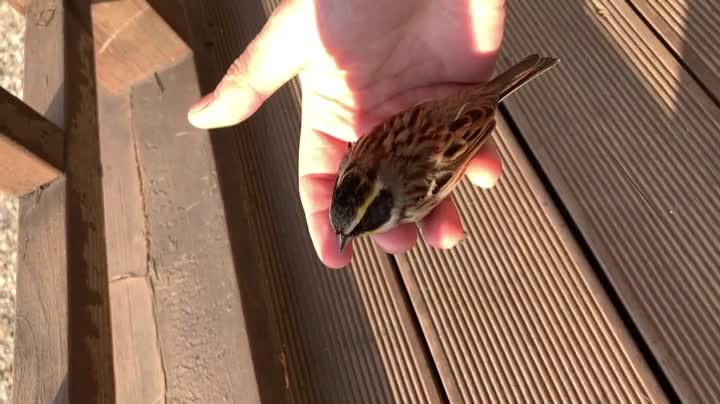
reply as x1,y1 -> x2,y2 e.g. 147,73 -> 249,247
329,166 -> 395,253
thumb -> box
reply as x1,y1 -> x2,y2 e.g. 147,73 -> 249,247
188,0 -> 312,129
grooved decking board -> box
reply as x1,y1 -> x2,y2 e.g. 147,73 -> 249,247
167,1 -> 445,401
397,117 -> 668,404
627,0 -> 720,101
497,0 -> 720,402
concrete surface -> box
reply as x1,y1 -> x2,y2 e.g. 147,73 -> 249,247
0,0 -> 24,402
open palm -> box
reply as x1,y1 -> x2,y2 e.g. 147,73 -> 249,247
188,0 -> 506,268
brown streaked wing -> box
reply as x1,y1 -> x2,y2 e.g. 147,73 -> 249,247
429,104 -> 497,198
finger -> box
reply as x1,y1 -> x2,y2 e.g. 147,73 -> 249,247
299,160 -> 350,268
419,197 -> 464,249
466,140 -> 502,189
298,88 -> 355,266
371,223 -> 417,254
188,0 -> 314,129
298,173 -> 335,218
307,210 -> 353,269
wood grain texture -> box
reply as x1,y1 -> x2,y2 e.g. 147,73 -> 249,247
627,0 -> 720,102
64,0 -> 116,401
23,0 -> 65,128
13,179 -> 69,404
0,136 -> 60,196
0,85 -> 63,196
397,117 -> 668,404
12,0 -> 69,402
130,58 -> 268,404
7,0 -> 190,94
498,0 -> 720,402
97,89 -> 164,403
108,278 -> 165,403
90,0 -> 190,94
0,86 -> 64,169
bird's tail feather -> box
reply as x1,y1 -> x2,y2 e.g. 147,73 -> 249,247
488,54 -> 560,101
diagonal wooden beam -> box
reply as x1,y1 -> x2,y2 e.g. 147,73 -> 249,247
0,86 -> 64,196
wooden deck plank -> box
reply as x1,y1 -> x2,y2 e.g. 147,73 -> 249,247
396,117 -> 668,404
627,0 -> 720,102
12,0 -> 69,402
0,87 -> 63,196
497,0 -> 720,402
168,0 -> 446,401
130,57 -> 269,403
97,88 -> 165,403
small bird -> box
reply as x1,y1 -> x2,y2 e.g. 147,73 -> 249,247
330,54 -> 560,253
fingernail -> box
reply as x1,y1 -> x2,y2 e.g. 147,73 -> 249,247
189,92 -> 215,113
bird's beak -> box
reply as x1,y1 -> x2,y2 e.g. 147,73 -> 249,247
337,234 -> 349,253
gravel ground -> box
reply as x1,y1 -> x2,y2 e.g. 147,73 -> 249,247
0,0 -> 25,402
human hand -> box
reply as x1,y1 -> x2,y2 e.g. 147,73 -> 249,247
187,0 -> 506,268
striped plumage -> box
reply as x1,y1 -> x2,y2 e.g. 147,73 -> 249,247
330,54 -> 560,252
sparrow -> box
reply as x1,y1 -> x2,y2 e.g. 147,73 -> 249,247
330,53 -> 560,252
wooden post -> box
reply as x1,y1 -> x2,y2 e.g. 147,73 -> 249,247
64,0 -> 117,401
14,0 -> 117,402
13,0 -> 69,402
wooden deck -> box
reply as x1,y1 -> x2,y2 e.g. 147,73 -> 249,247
6,0 -> 720,403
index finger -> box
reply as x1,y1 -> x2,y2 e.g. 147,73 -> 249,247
298,123 -> 355,268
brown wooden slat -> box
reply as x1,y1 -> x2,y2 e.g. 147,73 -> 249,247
0,86 -> 63,169
13,179 -> 69,404
627,0 -> 720,102
0,137 -> 59,196
90,0 -> 190,94
97,88 -> 165,403
159,0 -> 446,401
498,0 -> 720,402
396,116 -> 668,403
12,0 -> 69,402
65,0 -> 116,401
0,87 -> 63,196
